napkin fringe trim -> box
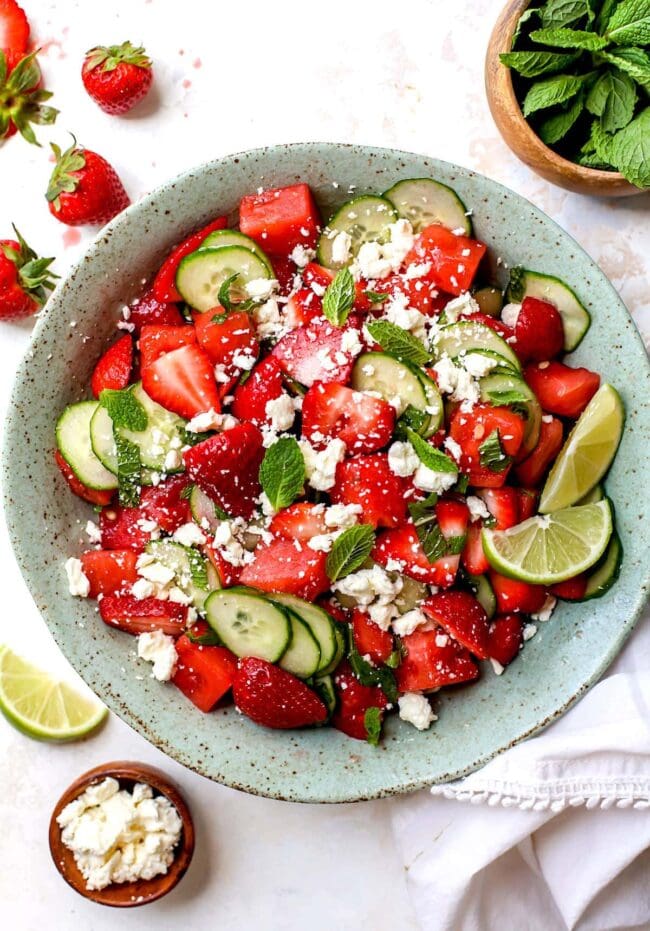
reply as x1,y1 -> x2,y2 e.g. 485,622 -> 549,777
430,781 -> 650,811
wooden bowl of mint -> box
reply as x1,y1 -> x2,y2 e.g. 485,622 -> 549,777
485,0 -> 649,196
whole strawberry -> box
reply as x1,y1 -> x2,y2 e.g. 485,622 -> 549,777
233,657 -> 328,729
82,41 -> 153,115
0,48 -> 58,144
0,226 -> 57,319
46,138 -> 130,226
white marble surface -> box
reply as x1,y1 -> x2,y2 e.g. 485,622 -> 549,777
0,0 -> 647,928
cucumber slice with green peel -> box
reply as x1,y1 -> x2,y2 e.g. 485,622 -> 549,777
431,321 -> 522,373
272,606 -> 321,678
318,623 -> 346,676
577,483 -> 604,505
90,383 -> 186,474
176,246 -> 272,312
464,573 -> 497,619
56,401 -> 118,492
204,587 -> 291,662
506,267 -> 591,352
312,674 -> 337,719
199,229 -> 274,275
269,593 -> 338,674
351,353 -> 443,436
189,484 -> 224,533
584,531 -> 622,600
478,372 -> 542,458
316,195 -> 398,269
146,540 -> 219,613
383,177 -> 472,235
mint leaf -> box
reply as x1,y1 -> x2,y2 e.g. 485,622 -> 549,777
114,433 -> 141,506
364,706 -> 383,746
406,494 -> 465,565
522,72 -> 591,116
186,627 -> 221,645
322,267 -> 355,326
326,524 -> 376,581
530,27 -> 608,49
394,404 -> 429,440
364,319 -> 431,365
258,436 -> 305,510
609,106 -> 650,187
600,47 -> 650,91
513,6 -> 539,45
364,289 -> 389,304
589,118 -> 617,161
484,386 -> 534,407
506,266 -> 527,303
500,50 -> 580,77
596,0 -> 620,33
217,273 -> 257,312
100,387 -> 147,432
348,646 -> 398,703
606,0 -> 650,46
602,69 -> 637,130
405,428 -> 458,474
187,548 -> 210,590
540,0 -> 594,28
539,91 -> 585,142
478,430 -> 512,473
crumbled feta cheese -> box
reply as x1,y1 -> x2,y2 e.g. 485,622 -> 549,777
137,631 -> 178,681
398,692 -> 436,730
132,578 -> 155,600
163,449 -> 182,472
307,534 -> 335,553
232,350 -> 257,371
245,278 -> 278,301
432,356 -> 458,394
542,414 -> 554,424
332,565 -> 403,631
252,297 -> 285,341
404,261 -> 431,280
211,518 -> 254,567
523,623 -> 538,642
299,438 -> 346,491
382,219 -> 415,268
444,436 -> 463,462
172,522 -> 207,547
186,408 -> 223,433
490,658 -> 505,676
355,240 -> 392,279
340,328 -> 363,356
392,608 -> 428,637
290,244 -> 314,267
65,557 -> 90,597
316,347 -> 337,371
331,230 -> 352,266
444,291 -> 479,322
136,557 -> 176,586
85,520 -> 102,544
388,441 -> 419,477
384,290 -> 427,341
531,595 -> 557,622
56,777 -> 182,892
500,302 -> 521,329
324,503 -> 362,529
413,463 -> 457,495
466,495 -> 491,522
462,352 -> 498,378
265,393 -> 296,432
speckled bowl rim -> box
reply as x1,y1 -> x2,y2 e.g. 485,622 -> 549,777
4,142 -> 649,803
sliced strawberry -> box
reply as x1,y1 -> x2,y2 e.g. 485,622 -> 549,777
55,450 -> 114,507
373,523 -> 458,587
152,216 -> 228,303
524,361 -> 600,420
99,505 -> 155,551
173,631 -> 238,712
460,312 -> 514,341
91,334 -> 133,397
462,521 -> 490,576
301,382 -> 395,454
271,253 -> 296,294
404,225 -> 487,296
551,575 -> 588,600
142,343 -> 221,419
205,544 -> 241,589
231,356 -> 284,426
139,474 -> 191,532
436,497 -> 470,541
80,549 -> 138,598
271,317 -> 362,387
0,0 -> 30,73
138,324 -> 196,370
489,571 -> 547,614
317,596 -> 350,625
515,487 -> 538,521
421,590 -> 490,659
98,476 -> 190,549
478,487 -> 519,530
127,288 -> 184,334
487,614 -> 523,666
238,537 -> 330,601
352,609 -> 394,665
233,656 -> 328,729
239,183 -> 321,254
396,625 -> 479,692
99,594 -> 187,636
330,453 -> 407,528
331,660 -> 389,741
285,287 -> 323,327
514,297 -> 564,363
193,309 -> 259,374
514,416 -> 564,487
183,423 -> 264,519
270,502 -> 328,542
448,403 -> 525,488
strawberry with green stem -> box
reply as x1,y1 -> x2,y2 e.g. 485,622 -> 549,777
0,48 -> 57,143
82,41 -> 153,115
0,225 -> 57,319
46,136 -> 130,226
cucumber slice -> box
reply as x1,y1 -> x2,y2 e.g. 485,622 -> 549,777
351,352 -> 443,436
272,606 -> 321,678
90,383 -> 186,474
189,484 -> 223,533
205,587 -> 291,662
176,246 -> 272,312
383,177 -> 472,235
199,229 -> 274,275
146,540 -> 219,613
431,321 -> 521,373
319,624 -> 345,676
577,483 -> 604,505
584,531 -> 622,600
56,401 -> 118,492
317,195 -> 398,269
479,372 -> 542,458
269,593 -> 338,674
506,267 -> 591,352
312,674 -> 337,719
465,573 -> 497,619
453,348 -> 520,376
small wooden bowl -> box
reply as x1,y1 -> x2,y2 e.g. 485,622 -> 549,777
485,0 -> 642,196
49,761 -> 195,907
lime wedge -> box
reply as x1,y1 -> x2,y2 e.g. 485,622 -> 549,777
0,646 -> 106,741
482,500 -> 613,585
540,384 -> 624,513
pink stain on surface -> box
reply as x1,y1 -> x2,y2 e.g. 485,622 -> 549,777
37,38 -> 66,59
193,58 -> 202,69
62,229 -> 82,249
182,79 -> 192,89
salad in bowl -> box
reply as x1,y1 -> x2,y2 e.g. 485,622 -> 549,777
55,174 -> 623,746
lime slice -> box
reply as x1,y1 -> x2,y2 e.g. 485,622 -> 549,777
539,384 -> 624,513
0,646 -> 106,741
482,500 -> 613,585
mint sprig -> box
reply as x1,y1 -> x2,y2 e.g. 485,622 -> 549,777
405,428 -> 458,474
478,430 -> 512,473
100,387 -> 147,432
322,268 -> 355,326
114,433 -> 141,506
326,525 -> 375,581
258,437 -> 305,511
364,319 -> 431,365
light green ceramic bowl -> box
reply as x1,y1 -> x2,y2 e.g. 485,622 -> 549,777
4,144 -> 649,802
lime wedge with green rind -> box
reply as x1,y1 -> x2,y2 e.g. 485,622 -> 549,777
482,500 -> 613,585
539,384 -> 624,513
0,646 -> 106,741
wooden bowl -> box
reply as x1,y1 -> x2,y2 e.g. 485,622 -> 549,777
49,761 -> 195,907
485,0 -> 642,196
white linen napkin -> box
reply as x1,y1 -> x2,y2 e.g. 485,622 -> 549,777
389,607 -> 650,931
